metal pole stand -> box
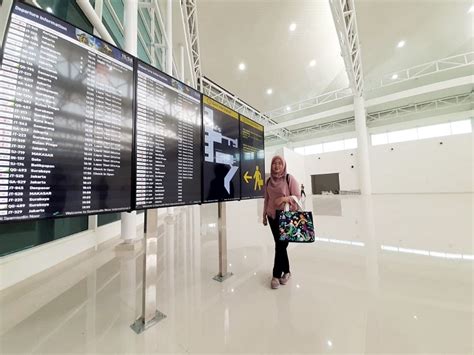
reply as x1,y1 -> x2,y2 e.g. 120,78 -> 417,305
131,209 -> 166,334
213,202 -> 233,282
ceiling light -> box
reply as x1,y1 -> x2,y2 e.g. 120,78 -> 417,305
286,106 -> 291,111
289,23 -> 296,31
266,88 -> 273,95
327,340 -> 333,347
391,74 -> 398,80
238,62 -> 246,71
46,7 -> 53,13
309,59 -> 317,67
397,40 -> 405,48
469,5 -> 474,13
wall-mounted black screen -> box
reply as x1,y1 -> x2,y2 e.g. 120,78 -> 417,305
240,114 -> 264,200
202,96 -> 240,203
0,2 -> 133,222
311,173 -> 340,194
134,61 -> 202,208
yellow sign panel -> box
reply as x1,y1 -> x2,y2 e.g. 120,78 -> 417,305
243,166 -> 264,191
203,96 -> 239,119
240,115 -> 264,132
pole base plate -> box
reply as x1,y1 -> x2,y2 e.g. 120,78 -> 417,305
130,310 -> 167,334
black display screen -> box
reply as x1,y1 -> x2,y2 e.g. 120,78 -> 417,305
240,114 -> 264,200
0,2 -> 133,222
202,95 -> 240,203
134,61 -> 202,208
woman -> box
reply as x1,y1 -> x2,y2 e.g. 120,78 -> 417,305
300,184 -> 306,198
263,155 -> 301,289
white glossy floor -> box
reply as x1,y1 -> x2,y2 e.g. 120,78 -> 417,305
0,194 -> 472,354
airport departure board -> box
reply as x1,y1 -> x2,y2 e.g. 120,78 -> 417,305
240,114 -> 264,200
202,96 -> 240,203
0,2 -> 134,222
134,61 -> 202,208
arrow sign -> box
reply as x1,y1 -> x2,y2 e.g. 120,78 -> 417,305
243,171 -> 252,183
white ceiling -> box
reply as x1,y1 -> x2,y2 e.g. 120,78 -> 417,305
192,0 -> 472,106
357,0 -> 473,89
195,0 -> 348,113
171,0 -> 473,142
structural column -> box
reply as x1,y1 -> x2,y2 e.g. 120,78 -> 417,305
166,0 -> 173,75
92,0 -> 104,37
354,95 -> 372,195
165,0 -> 174,216
0,0 -> 14,46
121,0 -> 139,243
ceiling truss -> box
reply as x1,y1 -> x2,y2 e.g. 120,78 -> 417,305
329,0 -> 364,96
180,0 -> 202,90
372,52 -> 474,90
266,91 -> 473,143
265,87 -> 353,119
366,92 -> 473,123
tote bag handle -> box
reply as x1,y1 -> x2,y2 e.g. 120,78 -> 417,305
284,196 -> 304,212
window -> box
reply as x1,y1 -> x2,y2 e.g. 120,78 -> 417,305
98,213 -> 122,227
451,120 -> 472,135
294,147 -> 305,155
294,139 -> 357,156
344,138 -> 358,149
306,144 -> 323,155
371,133 -> 388,146
371,119 -> 472,146
0,217 -> 88,257
323,140 -> 344,152
388,128 -> 417,143
418,123 -> 451,139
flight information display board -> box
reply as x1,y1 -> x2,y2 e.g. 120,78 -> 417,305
0,2 -> 133,222
134,61 -> 202,208
240,114 -> 264,200
202,96 -> 240,202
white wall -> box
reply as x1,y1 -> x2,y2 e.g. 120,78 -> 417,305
300,132 -> 472,195
281,147 -> 305,187
370,133 -> 473,193
295,111 -> 473,195
264,147 -> 282,176
304,149 -> 360,194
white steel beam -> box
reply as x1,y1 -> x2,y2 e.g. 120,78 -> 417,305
367,92 -> 473,123
264,52 -> 474,124
370,52 -> 474,90
290,117 -> 355,138
266,104 -> 354,132
180,0 -> 202,89
166,0 -> 172,75
76,0 -> 116,45
287,92 -> 473,140
365,75 -> 474,107
265,87 -> 353,119
267,76 -> 473,131
329,0 -> 364,96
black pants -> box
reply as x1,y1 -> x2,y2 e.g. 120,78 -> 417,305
268,214 -> 290,278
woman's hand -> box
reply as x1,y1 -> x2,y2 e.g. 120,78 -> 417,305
262,215 -> 268,226
275,196 -> 290,206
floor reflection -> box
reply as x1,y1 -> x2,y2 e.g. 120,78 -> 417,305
0,195 -> 472,354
